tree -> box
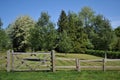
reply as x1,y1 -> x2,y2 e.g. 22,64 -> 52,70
112,26 -> 120,51
8,16 -> 35,52
67,12 -> 91,52
34,12 -> 57,51
93,15 -> 114,50
57,10 -> 68,33
0,19 -> 11,51
0,18 -> 3,29
79,6 -> 95,49
115,26 -> 120,37
28,26 -> 40,51
79,6 -> 95,28
57,30 -> 72,53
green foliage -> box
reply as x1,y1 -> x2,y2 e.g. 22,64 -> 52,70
30,12 -> 57,51
2,6 -> 120,53
92,15 -> 114,50
28,27 -> 40,51
8,16 -> 35,52
0,19 -> 11,51
0,18 -> 3,29
112,26 -> 120,51
115,26 -> 120,37
57,30 -> 72,53
79,6 -> 95,27
57,11 -> 91,53
57,10 -> 68,33
0,29 -> 11,51
85,50 -> 120,59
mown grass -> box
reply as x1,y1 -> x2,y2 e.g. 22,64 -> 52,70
56,53 -> 102,59
0,71 -> 120,80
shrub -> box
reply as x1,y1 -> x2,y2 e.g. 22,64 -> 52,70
85,50 -> 120,59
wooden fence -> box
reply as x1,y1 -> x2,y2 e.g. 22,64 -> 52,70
55,57 -> 120,72
7,50 -> 55,72
0,50 -> 120,72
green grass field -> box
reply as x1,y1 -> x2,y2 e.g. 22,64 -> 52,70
0,71 -> 120,80
0,52 -> 120,80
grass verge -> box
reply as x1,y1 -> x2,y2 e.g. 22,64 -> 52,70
0,71 -> 120,80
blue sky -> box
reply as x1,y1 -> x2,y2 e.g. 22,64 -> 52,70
0,0 -> 120,29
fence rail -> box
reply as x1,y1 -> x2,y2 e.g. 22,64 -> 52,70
55,58 -> 120,72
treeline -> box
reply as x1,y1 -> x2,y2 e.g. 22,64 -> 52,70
0,6 -> 120,52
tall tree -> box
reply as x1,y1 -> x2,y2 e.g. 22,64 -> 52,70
93,15 -> 114,50
57,10 -> 68,33
0,19 -> 11,51
57,30 -> 72,53
115,26 -> 120,37
8,16 -> 35,52
79,6 -> 95,28
34,12 -> 57,51
67,12 -> 91,52
79,6 -> 95,49
112,26 -> 120,51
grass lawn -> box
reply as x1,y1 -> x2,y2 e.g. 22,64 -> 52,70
0,71 -> 120,80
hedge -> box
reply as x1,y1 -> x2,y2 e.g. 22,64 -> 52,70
85,50 -> 120,59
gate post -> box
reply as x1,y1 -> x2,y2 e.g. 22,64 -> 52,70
7,50 -> 11,72
11,50 -> 14,71
76,58 -> 80,71
51,50 -> 55,72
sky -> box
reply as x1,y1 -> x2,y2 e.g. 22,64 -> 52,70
0,0 -> 120,29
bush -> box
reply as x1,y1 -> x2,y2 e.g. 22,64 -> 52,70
85,50 -> 120,59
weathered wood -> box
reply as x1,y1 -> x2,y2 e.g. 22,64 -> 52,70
81,66 -> 102,68
13,68 -> 51,71
51,50 -> 55,72
103,59 -> 106,71
10,51 -> 52,72
56,58 -> 75,61
11,50 -> 14,71
7,50 -> 11,72
79,59 -> 120,62
79,59 -> 103,62
76,58 -> 80,71
106,66 -> 120,68
56,66 -> 76,69
79,60 -> 81,72
12,52 -> 51,55
107,59 -> 120,61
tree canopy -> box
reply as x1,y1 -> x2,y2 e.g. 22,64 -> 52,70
1,6 -> 120,52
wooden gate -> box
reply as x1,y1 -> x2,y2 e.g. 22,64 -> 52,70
7,50 -> 55,72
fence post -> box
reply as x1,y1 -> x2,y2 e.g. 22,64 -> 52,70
79,61 -> 81,72
7,50 -> 11,72
103,58 -> 106,72
76,58 -> 80,71
11,50 -> 14,71
51,50 -> 55,72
